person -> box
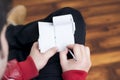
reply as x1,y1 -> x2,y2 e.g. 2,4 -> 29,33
1,5 -> 59,80
1,5 -> 91,80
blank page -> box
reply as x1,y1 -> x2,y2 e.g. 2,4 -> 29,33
38,22 -> 55,52
54,23 -> 75,51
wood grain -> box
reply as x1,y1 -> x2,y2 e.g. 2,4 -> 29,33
91,50 -> 120,66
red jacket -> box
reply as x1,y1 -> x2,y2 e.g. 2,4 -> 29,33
2,56 -> 87,80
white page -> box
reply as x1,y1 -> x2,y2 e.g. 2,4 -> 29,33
53,14 -> 74,25
72,21 -> 76,34
54,23 -> 75,51
38,22 -> 55,52
38,14 -> 75,52
53,14 -> 76,34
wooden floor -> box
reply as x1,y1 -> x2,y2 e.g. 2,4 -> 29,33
13,0 -> 120,80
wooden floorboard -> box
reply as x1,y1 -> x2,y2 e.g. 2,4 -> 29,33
56,0 -> 120,9
13,0 -> 120,80
86,23 -> 120,40
91,50 -> 120,66
81,2 -> 120,18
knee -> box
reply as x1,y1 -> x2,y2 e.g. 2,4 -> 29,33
61,7 -> 80,14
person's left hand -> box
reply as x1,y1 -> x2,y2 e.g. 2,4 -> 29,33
30,42 -> 58,71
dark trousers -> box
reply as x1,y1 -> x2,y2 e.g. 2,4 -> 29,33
6,7 -> 86,80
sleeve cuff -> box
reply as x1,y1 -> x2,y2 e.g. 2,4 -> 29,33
62,70 -> 87,80
18,56 -> 39,80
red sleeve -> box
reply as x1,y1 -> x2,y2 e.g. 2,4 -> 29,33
18,56 -> 39,80
2,56 -> 39,80
62,70 -> 87,80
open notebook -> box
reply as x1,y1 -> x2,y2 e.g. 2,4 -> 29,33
38,14 -> 75,53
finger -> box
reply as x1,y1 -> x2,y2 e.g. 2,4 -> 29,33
85,47 -> 91,60
68,44 -> 82,59
59,49 -> 68,67
32,42 -> 40,51
30,42 -> 41,56
44,47 -> 58,59
85,47 -> 90,57
33,42 -> 38,48
85,47 -> 92,67
59,48 -> 68,65
74,44 -> 83,59
67,44 -> 75,49
67,44 -> 78,57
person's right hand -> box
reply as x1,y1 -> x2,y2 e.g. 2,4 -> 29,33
59,44 -> 91,72
30,42 -> 58,71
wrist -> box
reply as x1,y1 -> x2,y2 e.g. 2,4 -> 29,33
62,66 -> 90,73
30,55 -> 40,71
62,70 -> 88,80
19,56 -> 39,79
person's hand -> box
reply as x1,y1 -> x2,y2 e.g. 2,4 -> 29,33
59,44 -> 91,72
30,42 -> 58,71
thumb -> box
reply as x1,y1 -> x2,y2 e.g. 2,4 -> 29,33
59,48 -> 68,65
32,42 -> 39,49
44,47 -> 58,59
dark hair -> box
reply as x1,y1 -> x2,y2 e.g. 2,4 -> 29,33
0,0 -> 12,32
